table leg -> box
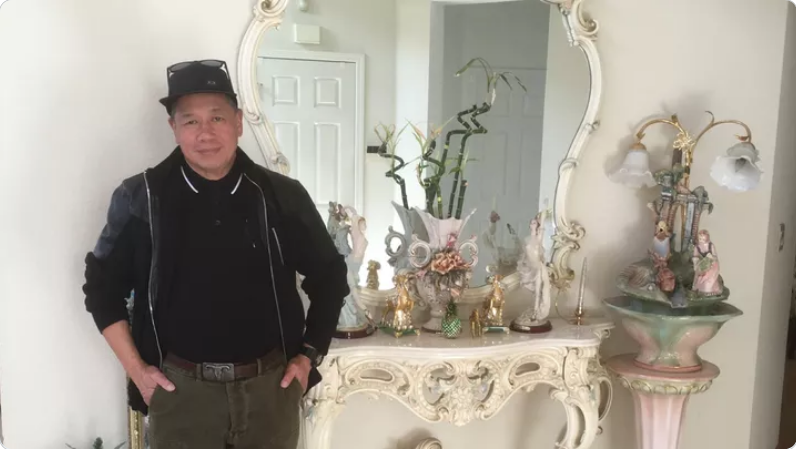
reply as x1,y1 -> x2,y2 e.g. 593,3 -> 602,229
301,398 -> 344,449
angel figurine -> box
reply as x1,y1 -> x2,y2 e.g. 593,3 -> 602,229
510,210 -> 553,333
330,205 -> 375,339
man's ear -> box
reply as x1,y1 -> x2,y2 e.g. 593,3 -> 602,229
236,109 -> 244,137
168,117 -> 179,143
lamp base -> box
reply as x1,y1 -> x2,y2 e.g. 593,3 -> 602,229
606,354 -> 719,449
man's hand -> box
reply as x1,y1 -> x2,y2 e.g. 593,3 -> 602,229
280,355 -> 311,393
132,365 -> 176,406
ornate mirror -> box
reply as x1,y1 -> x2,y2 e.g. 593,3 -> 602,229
237,0 -> 601,297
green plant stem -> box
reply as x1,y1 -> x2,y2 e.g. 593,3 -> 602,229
448,102 -> 490,218
419,141 -> 445,216
377,150 -> 409,210
455,180 -> 468,220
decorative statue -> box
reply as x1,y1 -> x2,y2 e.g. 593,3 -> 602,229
650,221 -> 676,293
479,274 -> 509,333
511,210 -> 553,333
366,260 -> 381,290
329,204 -> 375,339
480,211 -> 522,282
692,229 -> 723,295
469,309 -> 484,338
326,201 -> 351,258
380,274 -> 419,337
617,164 -> 727,307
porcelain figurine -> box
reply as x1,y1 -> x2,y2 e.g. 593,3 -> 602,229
650,221 -> 676,294
692,229 -> 723,295
380,274 -> 419,337
330,204 -> 375,339
511,211 -> 553,333
326,201 -> 351,258
617,168 -> 727,306
345,206 -> 368,262
481,211 -> 523,280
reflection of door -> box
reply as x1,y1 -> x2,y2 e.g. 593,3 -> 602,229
257,54 -> 362,217
456,67 -> 546,283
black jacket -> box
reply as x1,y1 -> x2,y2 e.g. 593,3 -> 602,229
83,148 -> 349,414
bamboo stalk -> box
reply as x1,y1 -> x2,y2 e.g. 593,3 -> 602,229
377,150 -> 409,210
455,180 -> 468,219
448,102 -> 490,218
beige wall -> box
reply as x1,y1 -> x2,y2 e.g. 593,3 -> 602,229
575,1 -> 791,449
0,0 -> 793,449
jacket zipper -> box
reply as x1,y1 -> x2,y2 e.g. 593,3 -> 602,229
143,171 -> 164,368
272,228 -> 285,265
244,174 -> 288,363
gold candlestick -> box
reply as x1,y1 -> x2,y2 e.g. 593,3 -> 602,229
572,257 -> 587,325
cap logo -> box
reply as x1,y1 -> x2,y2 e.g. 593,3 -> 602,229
207,80 -> 217,86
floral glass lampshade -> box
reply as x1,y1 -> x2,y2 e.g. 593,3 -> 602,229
709,141 -> 763,192
609,143 -> 657,189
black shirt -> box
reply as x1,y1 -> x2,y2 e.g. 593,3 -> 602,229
158,158 -> 281,363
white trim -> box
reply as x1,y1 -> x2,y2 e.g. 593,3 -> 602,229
180,166 -> 199,193
255,49 -> 366,216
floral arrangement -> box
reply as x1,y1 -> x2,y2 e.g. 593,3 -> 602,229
415,240 -> 473,298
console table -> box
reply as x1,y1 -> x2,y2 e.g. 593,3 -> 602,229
300,318 -> 614,449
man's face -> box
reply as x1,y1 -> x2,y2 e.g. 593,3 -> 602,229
169,93 -> 243,179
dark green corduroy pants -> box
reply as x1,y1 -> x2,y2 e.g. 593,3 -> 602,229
148,354 -> 302,449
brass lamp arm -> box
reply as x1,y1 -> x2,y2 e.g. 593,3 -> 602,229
634,116 -> 689,145
692,112 -> 753,150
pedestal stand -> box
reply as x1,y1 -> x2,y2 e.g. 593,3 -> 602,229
606,354 -> 720,449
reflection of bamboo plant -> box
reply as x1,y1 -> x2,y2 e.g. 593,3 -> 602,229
375,123 -> 410,209
376,57 -> 527,220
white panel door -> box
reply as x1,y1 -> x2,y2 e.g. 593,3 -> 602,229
257,57 -> 358,217
456,67 -> 547,284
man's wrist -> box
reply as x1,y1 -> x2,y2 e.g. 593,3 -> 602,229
298,344 -> 324,368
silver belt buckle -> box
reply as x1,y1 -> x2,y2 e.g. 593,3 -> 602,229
202,363 -> 235,382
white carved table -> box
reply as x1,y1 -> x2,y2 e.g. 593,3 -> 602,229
300,318 -> 614,449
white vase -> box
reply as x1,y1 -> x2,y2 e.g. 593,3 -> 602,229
385,202 -> 429,274
408,208 -> 479,332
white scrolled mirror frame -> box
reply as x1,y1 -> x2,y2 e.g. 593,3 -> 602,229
236,0 -> 602,305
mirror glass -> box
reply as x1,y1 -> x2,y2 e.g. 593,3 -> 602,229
255,0 -> 590,289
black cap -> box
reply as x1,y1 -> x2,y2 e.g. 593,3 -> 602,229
159,59 -> 238,114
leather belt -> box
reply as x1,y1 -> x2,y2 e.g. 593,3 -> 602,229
164,350 -> 282,383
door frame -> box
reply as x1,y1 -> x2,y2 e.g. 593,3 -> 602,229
258,49 -> 366,215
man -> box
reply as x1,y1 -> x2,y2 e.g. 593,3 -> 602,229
82,59 -> 349,449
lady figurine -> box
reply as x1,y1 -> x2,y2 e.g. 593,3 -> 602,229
327,202 -> 352,258
511,211 -> 553,333
692,229 -> 723,295
345,206 -> 368,262
331,204 -> 374,338
481,211 -> 522,280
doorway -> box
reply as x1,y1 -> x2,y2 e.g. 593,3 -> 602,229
256,51 -> 365,217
